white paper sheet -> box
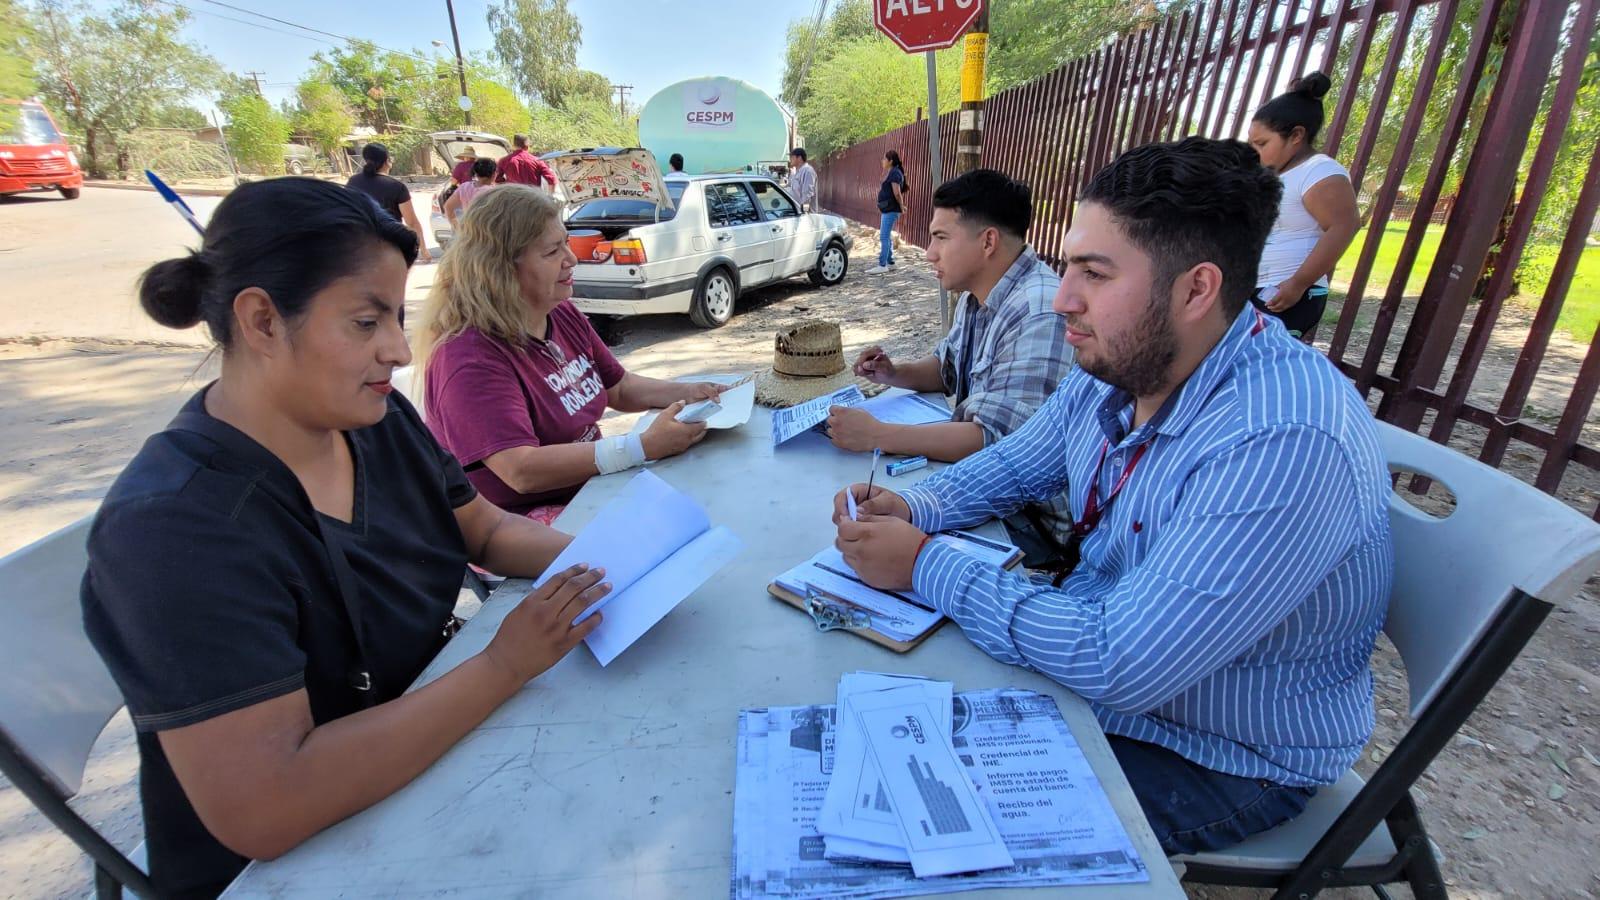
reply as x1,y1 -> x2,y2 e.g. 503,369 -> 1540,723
853,687 -> 1013,877
535,470 -> 742,665
731,689 -> 1149,899
819,675 -> 952,861
630,373 -> 757,433
581,524 -> 742,665
857,392 -> 952,426
773,549 -> 943,643
771,384 -> 866,446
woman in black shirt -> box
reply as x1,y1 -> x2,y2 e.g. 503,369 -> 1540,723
81,179 -> 610,899
345,142 -> 428,258
868,149 -> 907,274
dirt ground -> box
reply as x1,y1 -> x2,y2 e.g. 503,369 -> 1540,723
0,194 -> 1595,897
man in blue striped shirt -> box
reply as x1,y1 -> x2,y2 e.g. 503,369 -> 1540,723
833,138 -> 1393,855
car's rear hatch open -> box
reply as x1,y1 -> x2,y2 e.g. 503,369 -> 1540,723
545,148 -> 677,262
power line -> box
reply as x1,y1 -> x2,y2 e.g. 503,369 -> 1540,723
787,0 -> 830,110
149,0 -> 344,49
190,0 -> 449,66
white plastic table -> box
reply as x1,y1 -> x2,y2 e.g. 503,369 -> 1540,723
224,402 -> 1185,899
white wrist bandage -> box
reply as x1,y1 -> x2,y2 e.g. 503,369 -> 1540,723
593,433 -> 647,475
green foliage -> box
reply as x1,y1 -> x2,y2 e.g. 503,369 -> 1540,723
798,37 -> 961,157
462,77 -> 531,137
486,0 -> 583,106
781,0 -> 1150,151
29,0 -> 222,176
292,81 -> 355,155
526,95 -> 636,152
221,90 -> 290,174
0,0 -> 34,102
308,42 -> 445,131
147,104 -> 210,130
781,0 -> 874,108
986,0 -> 1154,92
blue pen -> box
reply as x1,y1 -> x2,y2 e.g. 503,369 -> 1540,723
144,169 -> 206,237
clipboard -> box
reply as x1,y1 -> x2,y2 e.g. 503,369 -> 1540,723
767,583 -> 947,653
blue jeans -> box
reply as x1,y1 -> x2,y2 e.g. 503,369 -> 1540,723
878,212 -> 900,266
1109,735 -> 1316,855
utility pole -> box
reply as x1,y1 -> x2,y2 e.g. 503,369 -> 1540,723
444,0 -> 471,126
955,9 -> 988,176
245,71 -> 265,95
612,84 -> 634,115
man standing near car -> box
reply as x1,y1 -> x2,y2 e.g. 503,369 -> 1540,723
788,147 -> 817,212
825,168 -> 1073,562
498,134 -> 556,191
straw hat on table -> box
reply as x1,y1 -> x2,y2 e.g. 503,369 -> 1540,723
754,321 -> 889,408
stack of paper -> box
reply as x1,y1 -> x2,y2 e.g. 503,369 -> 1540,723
821,673 -> 1011,876
731,685 -> 1150,899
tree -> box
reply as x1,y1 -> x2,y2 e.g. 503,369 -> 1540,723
462,77 -> 530,137
986,0 -> 1154,92
148,105 -> 210,130
31,1 -> 221,176
526,95 -> 636,152
781,0 -> 874,109
308,42 -> 434,132
798,37 -> 962,156
292,81 -> 355,156
221,86 -> 290,174
1,0 -> 34,102
485,0 -> 583,106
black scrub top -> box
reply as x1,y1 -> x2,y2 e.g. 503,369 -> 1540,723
81,387 -> 477,898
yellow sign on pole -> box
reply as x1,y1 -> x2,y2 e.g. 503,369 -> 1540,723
961,32 -> 988,103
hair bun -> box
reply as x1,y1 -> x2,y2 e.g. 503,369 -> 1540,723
1292,71 -> 1332,100
138,252 -> 211,329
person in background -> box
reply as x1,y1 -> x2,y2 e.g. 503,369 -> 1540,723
1247,71 -> 1361,342
788,147 -> 817,212
828,168 -> 1073,565
450,147 -> 477,188
414,185 -> 724,525
438,146 -> 477,211
831,138 -> 1391,857
867,149 -> 907,274
443,157 -> 498,229
345,142 -> 427,258
82,179 -> 609,898
497,134 -> 557,191
665,152 -> 690,180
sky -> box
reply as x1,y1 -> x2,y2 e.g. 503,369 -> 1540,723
161,0 -> 823,117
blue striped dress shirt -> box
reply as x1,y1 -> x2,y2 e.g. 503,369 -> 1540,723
902,308 -> 1393,787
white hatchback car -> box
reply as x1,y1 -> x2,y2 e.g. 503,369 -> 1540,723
550,149 -> 854,328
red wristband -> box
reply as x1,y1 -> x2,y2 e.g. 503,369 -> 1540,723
914,533 -> 934,562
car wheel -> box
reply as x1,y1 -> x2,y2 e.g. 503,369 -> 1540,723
288,159 -> 305,176
690,267 -> 737,328
809,240 -> 848,286
59,187 -> 80,200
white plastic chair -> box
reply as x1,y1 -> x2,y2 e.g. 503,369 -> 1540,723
1176,421 -> 1600,898
0,517 -> 153,897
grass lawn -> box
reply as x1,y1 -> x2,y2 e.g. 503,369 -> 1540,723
1334,222 -> 1600,343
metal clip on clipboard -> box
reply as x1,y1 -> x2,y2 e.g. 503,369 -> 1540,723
803,584 -> 874,632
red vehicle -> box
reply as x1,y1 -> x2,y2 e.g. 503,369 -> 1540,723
0,99 -> 83,200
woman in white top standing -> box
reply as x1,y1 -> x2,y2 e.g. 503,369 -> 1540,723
1247,72 -> 1361,341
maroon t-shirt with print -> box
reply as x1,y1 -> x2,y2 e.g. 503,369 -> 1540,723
424,301 -> 626,512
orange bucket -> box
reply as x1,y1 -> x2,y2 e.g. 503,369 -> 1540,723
567,229 -> 605,261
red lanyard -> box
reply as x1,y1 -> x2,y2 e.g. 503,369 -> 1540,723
1074,439 -> 1149,537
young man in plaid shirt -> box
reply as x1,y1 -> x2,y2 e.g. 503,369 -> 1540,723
826,168 -> 1075,560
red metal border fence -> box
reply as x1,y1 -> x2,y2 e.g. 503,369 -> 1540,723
817,0 -> 1600,516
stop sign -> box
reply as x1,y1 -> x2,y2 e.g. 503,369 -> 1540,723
874,0 -> 986,53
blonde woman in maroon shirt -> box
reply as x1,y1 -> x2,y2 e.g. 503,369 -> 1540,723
414,184 -> 723,522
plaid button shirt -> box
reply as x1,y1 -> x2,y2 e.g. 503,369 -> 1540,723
932,246 -> 1074,541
